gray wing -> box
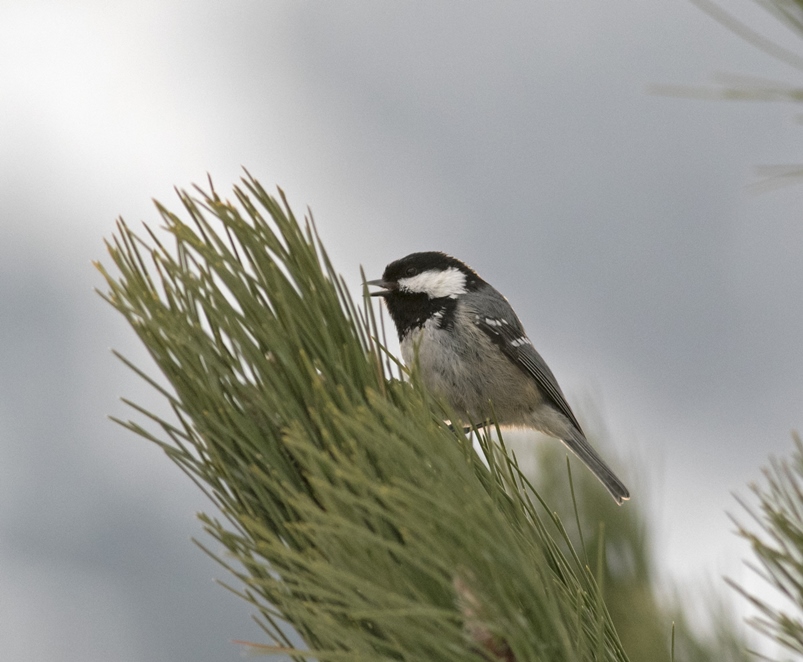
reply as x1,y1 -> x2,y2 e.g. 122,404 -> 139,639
470,288 -> 583,434
470,286 -> 630,504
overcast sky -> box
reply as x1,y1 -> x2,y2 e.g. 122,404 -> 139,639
2,1 -> 802,660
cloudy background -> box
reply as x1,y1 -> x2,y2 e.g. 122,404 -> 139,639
2,1 -> 802,659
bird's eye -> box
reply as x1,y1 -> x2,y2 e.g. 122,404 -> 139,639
405,267 -> 418,277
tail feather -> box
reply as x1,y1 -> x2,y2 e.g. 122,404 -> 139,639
560,429 -> 630,505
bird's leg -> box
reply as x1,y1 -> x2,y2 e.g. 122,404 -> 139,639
446,421 -> 487,435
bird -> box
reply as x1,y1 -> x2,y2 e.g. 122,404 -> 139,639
367,251 -> 630,505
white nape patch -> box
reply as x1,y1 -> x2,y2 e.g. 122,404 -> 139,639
398,267 -> 467,299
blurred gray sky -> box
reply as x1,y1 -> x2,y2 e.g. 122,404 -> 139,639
2,1 -> 802,659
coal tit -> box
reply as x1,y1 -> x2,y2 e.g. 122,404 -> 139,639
368,251 -> 630,505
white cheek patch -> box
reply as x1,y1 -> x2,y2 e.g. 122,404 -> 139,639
398,267 -> 467,298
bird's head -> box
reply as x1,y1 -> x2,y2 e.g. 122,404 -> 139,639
367,252 -> 481,300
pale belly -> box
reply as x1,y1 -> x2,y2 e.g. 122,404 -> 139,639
400,318 -> 543,424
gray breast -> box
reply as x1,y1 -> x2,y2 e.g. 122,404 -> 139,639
400,307 -> 543,423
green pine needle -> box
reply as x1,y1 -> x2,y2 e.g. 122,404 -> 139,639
728,432 -> 803,657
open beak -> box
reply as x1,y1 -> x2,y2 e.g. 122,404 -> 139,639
365,278 -> 395,297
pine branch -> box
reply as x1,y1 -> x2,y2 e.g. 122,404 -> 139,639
96,174 -> 630,661
728,433 -> 803,657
